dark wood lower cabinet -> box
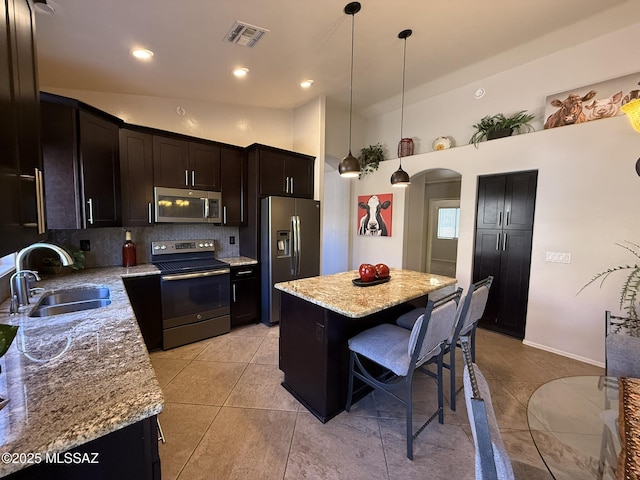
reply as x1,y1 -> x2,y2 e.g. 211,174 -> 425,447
5,416 -> 160,480
474,228 -> 533,338
231,265 -> 259,328
124,275 -> 162,351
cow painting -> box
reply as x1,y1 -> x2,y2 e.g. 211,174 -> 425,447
584,91 -> 623,121
544,90 -> 597,129
357,194 -> 392,236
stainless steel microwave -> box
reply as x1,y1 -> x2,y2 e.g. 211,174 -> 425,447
154,187 -> 222,223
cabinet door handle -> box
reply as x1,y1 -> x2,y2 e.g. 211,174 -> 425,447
191,170 -> 195,187
35,168 -> 46,234
290,177 -> 294,194
184,170 -> 189,187
236,270 -> 253,276
148,202 -> 153,224
87,198 -> 94,225
223,206 -> 227,225
502,232 -> 507,251
505,211 -> 510,226
495,233 -> 501,251
498,211 -> 502,226
232,284 -> 236,303
284,176 -> 289,194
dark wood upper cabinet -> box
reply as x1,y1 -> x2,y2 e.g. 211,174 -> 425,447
41,94 -> 121,229
250,145 -> 314,199
189,141 -> 220,191
153,135 -> 220,191
0,0 -> 44,257
476,171 -> 536,230
152,135 -> 188,188
220,146 -> 247,226
120,128 -> 154,227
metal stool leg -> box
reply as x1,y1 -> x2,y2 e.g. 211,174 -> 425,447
157,417 -> 166,444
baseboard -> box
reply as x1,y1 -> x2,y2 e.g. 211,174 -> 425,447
522,339 -> 605,368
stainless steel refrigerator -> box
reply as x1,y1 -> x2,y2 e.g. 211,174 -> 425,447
261,196 -> 320,325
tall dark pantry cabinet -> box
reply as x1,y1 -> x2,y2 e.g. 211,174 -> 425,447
473,170 -> 537,339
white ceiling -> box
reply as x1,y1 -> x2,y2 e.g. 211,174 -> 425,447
33,0 -> 640,114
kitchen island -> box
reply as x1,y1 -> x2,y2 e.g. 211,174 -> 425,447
275,268 -> 456,422
0,265 -> 164,479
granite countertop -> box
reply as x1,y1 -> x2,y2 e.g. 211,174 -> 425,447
0,264 -> 163,477
218,256 -> 258,267
275,268 -> 457,318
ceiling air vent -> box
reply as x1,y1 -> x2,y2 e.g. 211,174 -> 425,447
225,21 -> 269,48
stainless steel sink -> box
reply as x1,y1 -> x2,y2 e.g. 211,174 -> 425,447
29,287 -> 111,317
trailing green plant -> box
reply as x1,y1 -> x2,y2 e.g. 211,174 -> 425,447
469,110 -> 535,148
578,240 -> 640,319
357,144 -> 385,179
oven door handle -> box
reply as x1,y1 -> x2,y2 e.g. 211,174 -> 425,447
161,268 -> 231,281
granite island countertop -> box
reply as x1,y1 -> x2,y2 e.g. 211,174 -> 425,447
0,264 -> 163,477
275,268 -> 457,318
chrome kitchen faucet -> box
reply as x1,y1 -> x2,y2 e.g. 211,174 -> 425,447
9,243 -> 74,313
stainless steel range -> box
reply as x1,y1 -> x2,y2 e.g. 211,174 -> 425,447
152,239 -> 231,349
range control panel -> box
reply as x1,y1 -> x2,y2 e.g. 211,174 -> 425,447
151,239 -> 216,255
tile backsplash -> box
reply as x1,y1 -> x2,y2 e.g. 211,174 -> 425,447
47,224 -> 240,268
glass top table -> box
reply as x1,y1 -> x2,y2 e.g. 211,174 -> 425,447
527,375 -> 619,480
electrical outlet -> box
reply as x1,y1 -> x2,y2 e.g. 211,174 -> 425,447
229,236 -> 235,245
80,239 -> 91,251
545,251 -> 571,263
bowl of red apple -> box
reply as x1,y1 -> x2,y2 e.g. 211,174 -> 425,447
353,263 -> 390,286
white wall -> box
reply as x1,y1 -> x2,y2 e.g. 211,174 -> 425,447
40,87 -> 294,149
350,21 -> 640,366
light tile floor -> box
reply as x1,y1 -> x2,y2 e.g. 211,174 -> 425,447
149,324 -> 604,480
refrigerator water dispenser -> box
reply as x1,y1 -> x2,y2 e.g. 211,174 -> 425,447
276,231 -> 290,257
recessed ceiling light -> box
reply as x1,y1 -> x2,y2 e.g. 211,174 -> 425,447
300,80 -> 314,89
233,67 -> 249,78
131,48 -> 154,60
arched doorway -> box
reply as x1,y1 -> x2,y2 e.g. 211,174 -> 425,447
403,168 -> 462,275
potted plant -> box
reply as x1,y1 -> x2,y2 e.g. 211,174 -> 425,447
0,324 -> 18,410
578,240 -> 640,324
40,246 -> 85,274
358,144 -> 385,179
469,110 -> 535,148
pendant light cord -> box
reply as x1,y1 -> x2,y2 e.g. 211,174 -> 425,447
399,36 -> 407,166
348,12 -> 355,155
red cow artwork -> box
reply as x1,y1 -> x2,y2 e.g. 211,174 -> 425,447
357,193 -> 392,237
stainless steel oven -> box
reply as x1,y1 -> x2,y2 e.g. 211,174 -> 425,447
152,239 -> 230,349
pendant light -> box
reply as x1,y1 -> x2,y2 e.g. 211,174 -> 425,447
390,29 -> 412,187
338,2 -> 362,178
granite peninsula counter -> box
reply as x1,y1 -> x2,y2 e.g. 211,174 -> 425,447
275,269 -> 456,422
0,264 -> 164,478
